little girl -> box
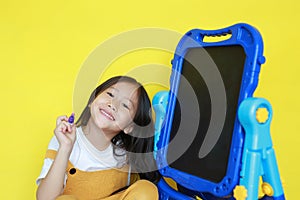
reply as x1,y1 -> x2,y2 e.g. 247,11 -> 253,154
36,76 -> 161,200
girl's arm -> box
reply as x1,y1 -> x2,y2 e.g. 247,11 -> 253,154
36,147 -> 71,200
36,116 -> 76,200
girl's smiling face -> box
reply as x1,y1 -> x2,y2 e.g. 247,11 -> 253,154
89,81 -> 139,135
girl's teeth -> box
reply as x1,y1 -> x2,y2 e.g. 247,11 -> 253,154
101,109 -> 114,120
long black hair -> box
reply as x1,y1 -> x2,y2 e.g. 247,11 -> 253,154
76,76 -> 161,184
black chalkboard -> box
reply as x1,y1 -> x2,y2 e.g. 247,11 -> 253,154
167,45 -> 246,183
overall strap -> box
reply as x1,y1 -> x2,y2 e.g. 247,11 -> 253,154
127,164 -> 131,186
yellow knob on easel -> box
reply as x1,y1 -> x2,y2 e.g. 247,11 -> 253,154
233,185 -> 248,200
256,107 -> 269,123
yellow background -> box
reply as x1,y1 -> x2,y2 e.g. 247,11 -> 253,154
0,0 -> 299,199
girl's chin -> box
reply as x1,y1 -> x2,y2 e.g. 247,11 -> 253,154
94,121 -> 122,133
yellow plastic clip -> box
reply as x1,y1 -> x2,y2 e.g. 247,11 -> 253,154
262,182 -> 274,196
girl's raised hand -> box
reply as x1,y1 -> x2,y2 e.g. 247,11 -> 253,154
54,115 -> 76,152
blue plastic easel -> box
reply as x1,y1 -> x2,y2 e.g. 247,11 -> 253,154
152,23 -> 285,200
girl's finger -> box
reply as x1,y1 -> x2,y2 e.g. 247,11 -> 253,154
56,115 -> 68,126
55,122 -> 68,134
61,121 -> 72,133
59,123 -> 67,133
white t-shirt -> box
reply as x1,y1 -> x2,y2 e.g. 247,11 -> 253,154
36,127 -> 127,185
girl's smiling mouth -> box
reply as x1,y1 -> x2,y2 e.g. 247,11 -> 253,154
99,109 -> 115,121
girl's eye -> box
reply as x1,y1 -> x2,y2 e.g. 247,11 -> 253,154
107,92 -> 114,97
122,103 -> 129,109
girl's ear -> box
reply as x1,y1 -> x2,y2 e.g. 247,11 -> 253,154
124,124 -> 134,134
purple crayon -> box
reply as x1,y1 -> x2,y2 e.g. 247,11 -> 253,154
68,113 -> 75,124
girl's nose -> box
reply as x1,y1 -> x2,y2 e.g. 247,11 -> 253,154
108,101 -> 117,111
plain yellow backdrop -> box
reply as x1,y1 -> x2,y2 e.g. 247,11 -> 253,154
0,0 -> 299,199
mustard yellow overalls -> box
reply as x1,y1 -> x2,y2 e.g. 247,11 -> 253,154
45,150 -> 159,200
